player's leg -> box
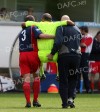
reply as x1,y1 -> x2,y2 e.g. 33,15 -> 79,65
90,61 -> 98,92
81,54 -> 90,93
19,52 -> 31,107
98,73 -> 100,91
22,73 -> 31,107
30,52 -> 41,107
32,72 -> 41,107
68,56 -> 80,108
56,62 -> 59,81
90,73 -> 95,92
58,56 -> 70,108
40,63 -> 46,81
29,52 -> 41,107
97,62 -> 100,90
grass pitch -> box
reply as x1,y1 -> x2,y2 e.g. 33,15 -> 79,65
0,93 -> 100,112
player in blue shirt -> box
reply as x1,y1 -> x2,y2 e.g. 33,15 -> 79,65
19,15 -> 54,108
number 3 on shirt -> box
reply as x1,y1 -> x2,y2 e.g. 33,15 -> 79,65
21,30 -> 26,41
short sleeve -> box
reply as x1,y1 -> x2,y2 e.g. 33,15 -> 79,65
32,26 -> 42,38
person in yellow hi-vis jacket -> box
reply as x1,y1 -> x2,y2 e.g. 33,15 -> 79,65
22,13 -> 74,79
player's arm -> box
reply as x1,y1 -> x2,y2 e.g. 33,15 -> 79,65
26,21 -> 37,27
22,21 -> 37,29
80,43 -> 87,47
55,20 -> 75,27
32,26 -> 55,39
67,20 -> 75,25
39,34 -> 55,39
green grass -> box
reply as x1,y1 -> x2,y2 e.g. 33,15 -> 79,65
0,93 -> 100,112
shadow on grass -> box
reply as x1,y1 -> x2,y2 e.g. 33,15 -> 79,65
0,106 -> 63,110
0,106 -> 75,110
0,107 -> 26,109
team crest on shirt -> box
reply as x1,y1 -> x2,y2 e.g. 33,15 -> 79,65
36,29 -> 40,31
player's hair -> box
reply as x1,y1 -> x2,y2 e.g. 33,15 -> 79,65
42,13 -> 52,21
95,31 -> 100,38
79,26 -> 88,33
24,15 -> 35,22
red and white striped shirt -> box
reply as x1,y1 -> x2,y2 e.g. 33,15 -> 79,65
81,34 -> 93,53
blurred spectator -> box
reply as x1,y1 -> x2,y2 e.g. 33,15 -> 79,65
24,7 -> 34,21
27,7 -> 34,15
89,31 -> 100,92
77,26 -> 93,93
0,7 -> 10,21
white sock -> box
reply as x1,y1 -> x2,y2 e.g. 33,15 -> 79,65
68,98 -> 73,102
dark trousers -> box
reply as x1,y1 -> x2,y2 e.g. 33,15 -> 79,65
77,53 -> 90,92
58,54 -> 81,106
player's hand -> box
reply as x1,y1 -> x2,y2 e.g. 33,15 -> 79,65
47,54 -> 53,60
67,20 -> 75,26
80,43 -> 87,47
